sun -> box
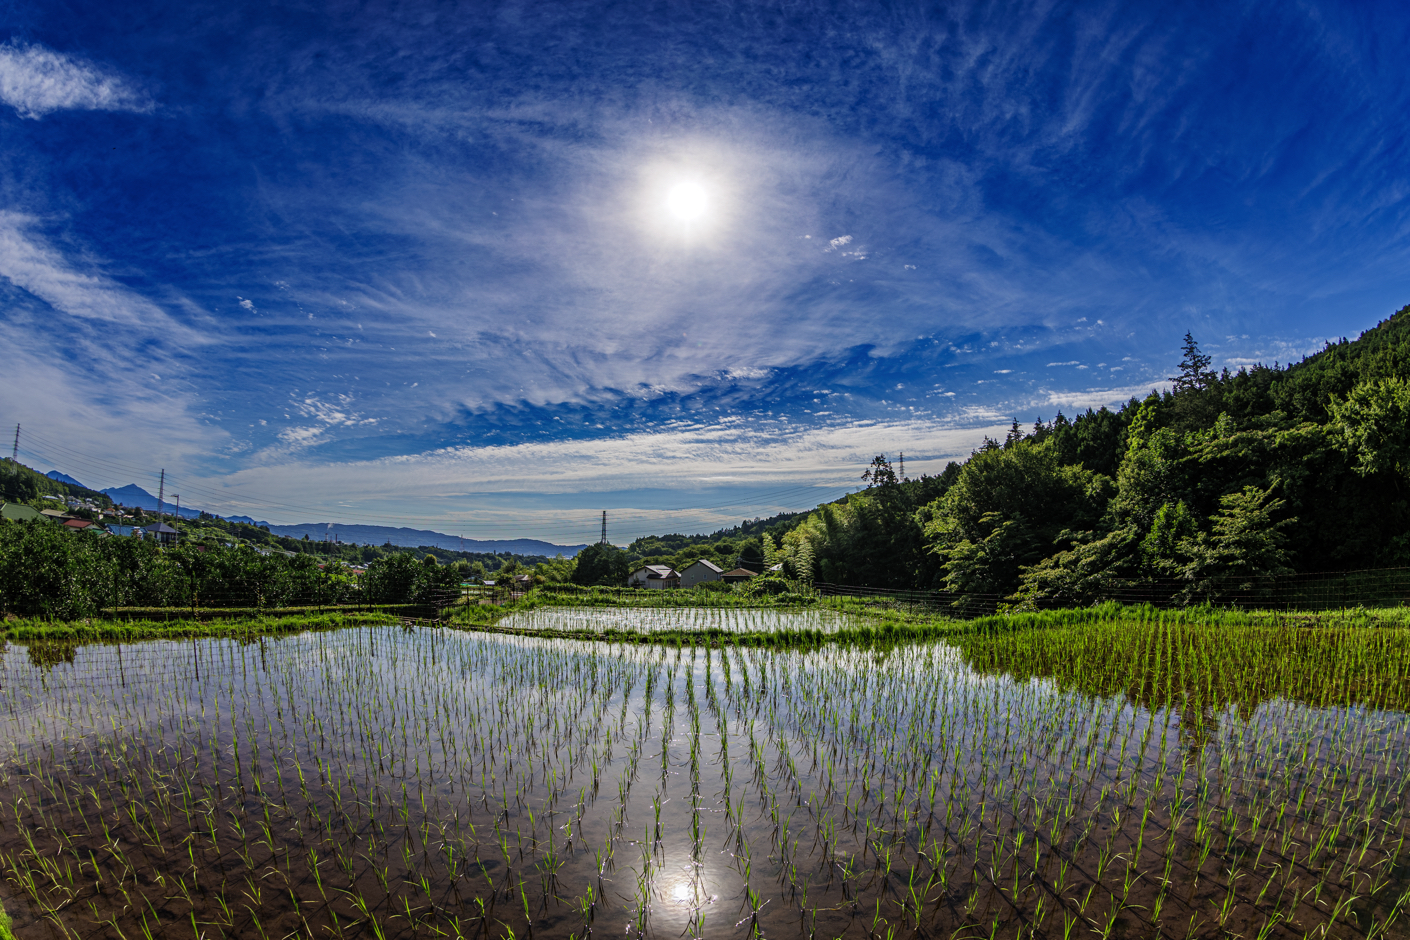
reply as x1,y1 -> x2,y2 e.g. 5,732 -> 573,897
666,182 -> 707,221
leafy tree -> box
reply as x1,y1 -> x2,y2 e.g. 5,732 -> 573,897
1140,500 -> 1199,574
570,543 -> 630,586
535,555 -> 576,583
363,552 -> 421,604
411,558 -> 461,606
860,455 -> 898,488
1179,485 -> 1296,600
761,533 -> 780,568
920,440 -> 1112,598
1329,377 -> 1410,480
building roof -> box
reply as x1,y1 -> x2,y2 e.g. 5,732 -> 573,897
767,563 -> 784,572
683,559 -> 723,573
633,564 -> 679,578
1,502 -> 45,522
144,521 -> 179,534
40,509 -> 72,520
62,518 -> 95,529
721,568 -> 758,579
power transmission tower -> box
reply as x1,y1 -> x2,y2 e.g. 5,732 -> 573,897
898,452 -> 906,481
600,511 -> 608,545
9,424 -> 17,461
157,470 -> 165,524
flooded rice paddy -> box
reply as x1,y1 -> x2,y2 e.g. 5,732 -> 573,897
0,608 -> 1407,939
495,606 -> 855,638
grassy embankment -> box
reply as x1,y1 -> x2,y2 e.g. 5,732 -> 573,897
952,601 -> 1410,713
0,611 -> 402,644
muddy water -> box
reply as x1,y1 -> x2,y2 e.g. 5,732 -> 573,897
0,617 -> 1405,939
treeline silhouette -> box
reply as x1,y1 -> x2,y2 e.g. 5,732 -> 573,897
0,522 -> 461,620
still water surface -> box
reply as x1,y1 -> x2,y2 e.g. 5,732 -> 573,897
0,611 -> 1405,939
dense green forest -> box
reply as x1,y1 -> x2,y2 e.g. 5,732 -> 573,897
765,304 -> 1410,605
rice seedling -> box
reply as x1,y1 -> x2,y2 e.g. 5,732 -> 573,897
0,605 -> 1402,938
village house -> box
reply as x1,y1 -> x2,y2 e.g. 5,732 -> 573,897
679,559 -> 723,588
143,521 -> 179,545
720,567 -> 758,584
627,565 -> 680,589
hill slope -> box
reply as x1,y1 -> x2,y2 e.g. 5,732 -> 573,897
263,523 -> 585,557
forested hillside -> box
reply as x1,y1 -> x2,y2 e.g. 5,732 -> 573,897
768,304 -> 1410,605
1,459 -> 113,511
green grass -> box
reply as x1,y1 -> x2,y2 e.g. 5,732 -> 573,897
0,610 -> 401,643
954,601 -> 1410,713
0,899 -> 12,940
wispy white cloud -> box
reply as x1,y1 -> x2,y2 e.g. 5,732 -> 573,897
0,214 -> 221,478
0,41 -> 153,119
192,416 -> 1011,529
0,318 -> 223,475
0,213 -> 189,333
1037,383 -> 1160,412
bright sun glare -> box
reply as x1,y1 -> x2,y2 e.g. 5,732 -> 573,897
666,182 -> 707,221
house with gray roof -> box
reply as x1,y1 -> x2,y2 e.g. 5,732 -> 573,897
679,559 -> 724,588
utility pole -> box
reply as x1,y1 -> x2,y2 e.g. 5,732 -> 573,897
600,511 -> 608,545
157,470 -> 165,524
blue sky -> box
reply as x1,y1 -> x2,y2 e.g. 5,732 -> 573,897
2,0 -> 1409,545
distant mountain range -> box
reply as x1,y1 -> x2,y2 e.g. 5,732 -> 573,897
261,524 -> 586,557
100,484 -> 203,518
94,482 -> 585,556
45,470 -> 87,488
